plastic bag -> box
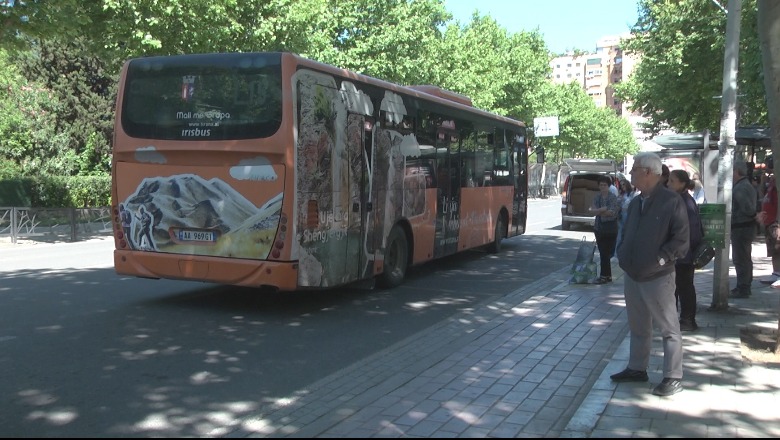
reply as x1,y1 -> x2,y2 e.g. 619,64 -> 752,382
569,236 -> 598,284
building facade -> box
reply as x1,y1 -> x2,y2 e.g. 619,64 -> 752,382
549,33 -> 646,138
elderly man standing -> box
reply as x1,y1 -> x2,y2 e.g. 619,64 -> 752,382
730,160 -> 758,298
612,152 -> 690,396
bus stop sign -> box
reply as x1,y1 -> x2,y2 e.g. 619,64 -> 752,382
533,116 -> 559,137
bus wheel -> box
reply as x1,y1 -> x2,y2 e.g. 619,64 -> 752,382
488,215 -> 505,254
378,226 -> 408,289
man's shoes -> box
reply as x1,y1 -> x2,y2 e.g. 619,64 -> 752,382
593,276 -> 612,284
730,288 -> 751,298
652,378 -> 683,396
610,368 -> 648,382
679,319 -> 698,332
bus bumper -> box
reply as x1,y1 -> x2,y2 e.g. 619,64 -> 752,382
114,250 -> 299,291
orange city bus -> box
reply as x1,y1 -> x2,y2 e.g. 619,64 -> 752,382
111,52 -> 529,291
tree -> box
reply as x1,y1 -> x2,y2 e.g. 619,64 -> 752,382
757,0 -> 780,353
0,0 -> 639,176
616,0 -> 766,134
1,39 -> 114,176
531,82 -> 638,163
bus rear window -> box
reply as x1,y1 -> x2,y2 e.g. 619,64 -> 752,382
121,53 -> 283,140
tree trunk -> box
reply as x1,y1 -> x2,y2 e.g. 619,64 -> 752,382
757,0 -> 780,353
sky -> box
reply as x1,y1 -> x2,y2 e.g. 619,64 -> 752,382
443,0 -> 640,54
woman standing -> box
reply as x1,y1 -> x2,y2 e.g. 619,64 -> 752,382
589,175 -> 619,284
668,170 -> 703,331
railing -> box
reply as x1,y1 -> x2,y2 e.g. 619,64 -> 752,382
0,207 -> 113,244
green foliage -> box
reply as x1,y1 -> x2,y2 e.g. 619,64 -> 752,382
531,83 -> 638,163
616,0 -> 765,134
0,0 -> 643,174
0,179 -> 32,207
0,175 -> 110,208
0,42 -> 114,177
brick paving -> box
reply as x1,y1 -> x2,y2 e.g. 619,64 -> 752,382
215,240 -> 780,438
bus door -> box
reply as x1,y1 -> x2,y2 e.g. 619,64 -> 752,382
510,130 -> 528,235
346,115 -> 374,280
434,127 -> 461,258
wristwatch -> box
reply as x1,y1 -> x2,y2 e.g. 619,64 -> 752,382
658,257 -> 666,266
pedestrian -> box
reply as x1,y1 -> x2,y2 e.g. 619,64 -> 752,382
730,160 -> 757,298
691,172 -> 706,204
612,152 -> 689,396
661,164 -> 670,187
757,173 -> 780,286
668,170 -> 703,331
588,175 -> 619,284
615,178 -> 637,257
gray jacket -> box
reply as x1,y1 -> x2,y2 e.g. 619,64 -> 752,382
731,176 -> 757,225
617,182 -> 690,281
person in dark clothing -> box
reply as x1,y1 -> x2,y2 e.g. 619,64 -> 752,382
612,152 -> 689,397
661,164 -> 670,187
589,175 -> 619,284
668,170 -> 703,331
730,161 -> 757,298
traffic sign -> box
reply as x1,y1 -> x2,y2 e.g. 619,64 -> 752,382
533,116 -> 559,137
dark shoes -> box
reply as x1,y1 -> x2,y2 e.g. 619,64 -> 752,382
652,378 -> 683,396
730,288 -> 751,298
610,368 -> 648,383
679,319 -> 698,332
593,276 -> 612,284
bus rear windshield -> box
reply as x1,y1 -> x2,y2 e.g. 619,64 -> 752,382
121,53 -> 283,140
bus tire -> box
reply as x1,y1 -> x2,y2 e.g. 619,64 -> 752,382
377,226 -> 408,289
488,214 -> 505,254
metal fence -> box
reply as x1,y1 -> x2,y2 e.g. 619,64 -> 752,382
0,207 -> 113,244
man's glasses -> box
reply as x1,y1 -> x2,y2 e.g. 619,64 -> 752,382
630,167 -> 649,174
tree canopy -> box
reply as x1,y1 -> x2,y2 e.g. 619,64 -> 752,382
0,0 -> 644,176
616,0 -> 766,134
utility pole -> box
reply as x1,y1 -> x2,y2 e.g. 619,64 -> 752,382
712,0 -> 742,310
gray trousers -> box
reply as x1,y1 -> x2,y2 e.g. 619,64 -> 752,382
624,272 -> 683,379
731,226 -> 755,293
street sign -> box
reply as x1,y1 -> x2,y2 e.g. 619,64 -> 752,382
533,116 -> 559,137
699,203 -> 726,248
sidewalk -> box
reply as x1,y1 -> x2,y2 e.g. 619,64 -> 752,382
217,241 -> 780,438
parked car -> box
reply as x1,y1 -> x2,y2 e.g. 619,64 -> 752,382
560,158 -> 624,230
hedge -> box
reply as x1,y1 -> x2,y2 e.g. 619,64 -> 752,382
0,175 -> 111,208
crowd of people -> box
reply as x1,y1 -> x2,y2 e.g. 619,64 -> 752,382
585,151 -> 776,398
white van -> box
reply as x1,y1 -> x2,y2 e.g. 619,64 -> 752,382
560,158 -> 623,230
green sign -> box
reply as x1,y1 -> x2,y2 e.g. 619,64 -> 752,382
699,203 -> 726,248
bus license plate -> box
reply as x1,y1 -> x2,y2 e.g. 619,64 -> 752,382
177,229 -> 216,242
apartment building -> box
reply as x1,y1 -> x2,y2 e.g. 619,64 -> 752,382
549,33 -> 643,132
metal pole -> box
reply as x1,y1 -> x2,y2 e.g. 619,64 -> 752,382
712,0 -> 742,311
11,207 -> 17,245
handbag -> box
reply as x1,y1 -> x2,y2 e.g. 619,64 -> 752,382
768,222 -> 780,253
693,240 -> 715,269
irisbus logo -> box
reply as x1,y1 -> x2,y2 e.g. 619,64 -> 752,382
181,128 -> 211,137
